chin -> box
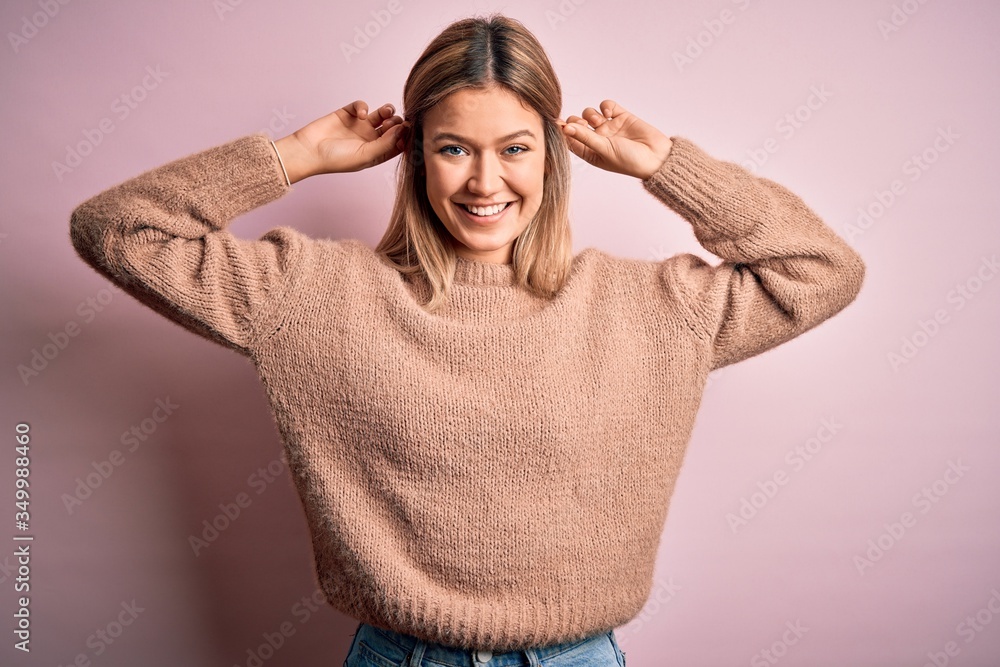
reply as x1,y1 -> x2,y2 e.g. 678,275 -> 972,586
455,235 -> 513,254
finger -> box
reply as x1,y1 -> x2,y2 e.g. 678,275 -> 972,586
563,130 -> 605,169
349,100 -> 368,120
582,107 -> 606,128
562,130 -> 590,160
376,115 -> 407,140
600,100 -> 622,119
562,121 -> 606,157
367,104 -> 394,129
376,112 -> 403,135
366,123 -> 407,165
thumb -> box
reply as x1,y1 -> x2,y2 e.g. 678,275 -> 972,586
563,123 -> 608,162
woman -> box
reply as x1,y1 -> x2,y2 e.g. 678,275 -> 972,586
69,13 -> 865,667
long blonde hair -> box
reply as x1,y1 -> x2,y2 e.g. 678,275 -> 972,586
374,14 -> 573,313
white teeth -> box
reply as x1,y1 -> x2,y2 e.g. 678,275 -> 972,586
462,202 -> 509,216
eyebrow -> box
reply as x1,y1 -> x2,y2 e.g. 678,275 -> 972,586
429,129 -> 537,146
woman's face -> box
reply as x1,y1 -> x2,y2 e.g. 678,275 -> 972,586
422,85 -> 546,265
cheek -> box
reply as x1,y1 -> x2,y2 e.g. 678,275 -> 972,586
425,164 -> 460,199
513,169 -> 545,203
520,158 -> 546,197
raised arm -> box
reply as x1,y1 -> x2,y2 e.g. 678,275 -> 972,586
69,100 -> 409,354
641,136 -> 865,369
562,99 -> 865,370
69,134 -> 302,353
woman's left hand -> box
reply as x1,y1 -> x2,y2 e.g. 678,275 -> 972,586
560,100 -> 673,180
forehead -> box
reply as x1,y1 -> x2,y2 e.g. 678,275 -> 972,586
424,86 -> 542,139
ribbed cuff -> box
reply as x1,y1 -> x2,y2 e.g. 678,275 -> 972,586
193,133 -> 291,223
641,136 -> 757,240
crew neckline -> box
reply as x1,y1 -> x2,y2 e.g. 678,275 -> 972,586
453,254 -> 516,287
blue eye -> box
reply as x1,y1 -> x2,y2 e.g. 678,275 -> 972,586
438,145 -> 529,157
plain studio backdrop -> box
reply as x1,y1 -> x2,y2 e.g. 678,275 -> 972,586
1,0 -> 998,665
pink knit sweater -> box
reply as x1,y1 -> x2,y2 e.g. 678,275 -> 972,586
69,132 -> 865,651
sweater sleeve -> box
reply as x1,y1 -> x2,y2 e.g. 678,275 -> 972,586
69,133 -> 303,354
642,136 -> 866,371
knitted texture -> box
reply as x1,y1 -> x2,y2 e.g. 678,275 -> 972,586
69,133 -> 865,651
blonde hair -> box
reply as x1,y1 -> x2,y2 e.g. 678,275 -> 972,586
374,13 -> 573,313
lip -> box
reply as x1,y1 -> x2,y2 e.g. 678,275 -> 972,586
454,200 -> 516,225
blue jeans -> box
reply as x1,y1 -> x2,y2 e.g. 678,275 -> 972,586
343,621 -> 627,667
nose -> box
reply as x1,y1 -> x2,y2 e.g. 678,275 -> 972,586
467,153 -> 503,195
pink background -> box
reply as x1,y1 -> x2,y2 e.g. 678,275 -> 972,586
2,0 -> 998,665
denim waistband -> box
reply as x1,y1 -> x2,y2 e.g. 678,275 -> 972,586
361,622 -> 614,667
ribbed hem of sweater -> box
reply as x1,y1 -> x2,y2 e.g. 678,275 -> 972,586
326,569 -> 649,651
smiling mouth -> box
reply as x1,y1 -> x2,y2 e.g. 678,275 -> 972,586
457,201 -> 514,217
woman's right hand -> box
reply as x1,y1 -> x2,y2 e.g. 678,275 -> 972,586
273,100 -> 409,183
